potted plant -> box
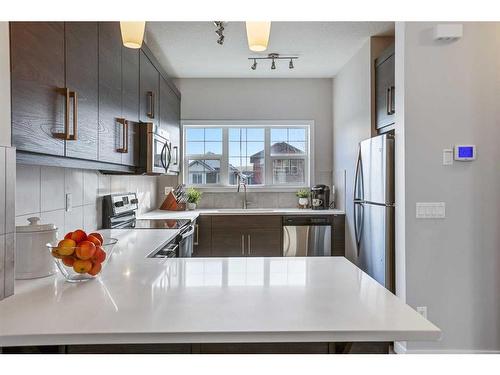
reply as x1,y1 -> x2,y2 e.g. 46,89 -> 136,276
186,188 -> 202,210
296,189 -> 310,208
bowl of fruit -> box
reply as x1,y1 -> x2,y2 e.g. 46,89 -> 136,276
47,230 -> 118,283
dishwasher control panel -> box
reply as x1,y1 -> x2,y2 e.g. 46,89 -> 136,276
283,216 -> 333,226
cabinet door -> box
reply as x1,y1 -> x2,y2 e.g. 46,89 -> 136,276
139,51 -> 159,125
10,22 -> 66,156
159,77 -> 181,173
375,53 -> 395,130
193,216 -> 211,257
65,22 -> 99,160
121,47 -> 140,166
247,229 -> 282,257
211,230 -> 246,257
98,22 -> 123,164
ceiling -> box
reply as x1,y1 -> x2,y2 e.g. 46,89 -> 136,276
145,22 -> 394,79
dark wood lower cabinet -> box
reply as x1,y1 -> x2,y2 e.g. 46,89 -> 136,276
247,229 -> 282,257
1,342 -> 390,354
211,230 -> 247,257
193,216 -> 212,257
195,214 -> 345,258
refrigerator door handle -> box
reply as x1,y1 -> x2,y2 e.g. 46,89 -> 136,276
354,202 -> 364,257
354,146 -> 364,202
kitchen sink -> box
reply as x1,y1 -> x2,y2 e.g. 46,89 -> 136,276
214,208 -> 277,213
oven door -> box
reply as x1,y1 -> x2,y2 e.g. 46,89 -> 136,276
178,225 -> 195,258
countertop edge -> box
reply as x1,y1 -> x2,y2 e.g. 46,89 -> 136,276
0,329 -> 441,347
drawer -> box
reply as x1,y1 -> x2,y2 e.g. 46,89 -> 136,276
211,215 -> 281,230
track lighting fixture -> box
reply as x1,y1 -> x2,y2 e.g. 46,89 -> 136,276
213,21 -> 225,46
248,53 -> 298,71
251,59 -> 257,70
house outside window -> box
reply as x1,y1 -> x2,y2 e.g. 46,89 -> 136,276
183,121 -> 312,189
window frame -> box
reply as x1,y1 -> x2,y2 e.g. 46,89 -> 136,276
182,120 -> 314,192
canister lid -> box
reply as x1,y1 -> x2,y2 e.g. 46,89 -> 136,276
16,217 -> 57,233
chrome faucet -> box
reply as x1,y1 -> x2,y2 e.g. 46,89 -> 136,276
236,172 -> 249,209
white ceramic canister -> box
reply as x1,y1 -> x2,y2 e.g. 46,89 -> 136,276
15,217 -> 57,279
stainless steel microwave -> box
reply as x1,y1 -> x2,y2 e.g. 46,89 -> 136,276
139,123 -> 178,175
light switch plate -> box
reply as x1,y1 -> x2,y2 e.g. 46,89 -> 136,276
443,149 -> 454,165
416,202 -> 446,219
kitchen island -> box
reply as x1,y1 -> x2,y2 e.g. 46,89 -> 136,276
0,229 -> 440,352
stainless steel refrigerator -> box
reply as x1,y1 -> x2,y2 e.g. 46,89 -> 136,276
354,134 -> 395,292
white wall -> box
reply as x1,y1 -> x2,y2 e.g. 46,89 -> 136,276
399,22 -> 500,353
0,22 -> 10,147
15,166 -> 158,237
176,78 -> 333,186
0,22 -> 10,146
332,40 -> 372,262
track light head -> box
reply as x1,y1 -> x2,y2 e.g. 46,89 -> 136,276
217,35 -> 225,45
289,59 -> 294,69
271,58 -> 276,70
251,59 -> 257,70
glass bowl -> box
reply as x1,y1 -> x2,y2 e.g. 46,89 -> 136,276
47,238 -> 118,283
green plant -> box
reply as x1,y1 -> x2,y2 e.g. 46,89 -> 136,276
187,188 -> 202,205
296,189 -> 310,198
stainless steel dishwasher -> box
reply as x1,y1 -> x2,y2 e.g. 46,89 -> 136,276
282,216 -> 332,256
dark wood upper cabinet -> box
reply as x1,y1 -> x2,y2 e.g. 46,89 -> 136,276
122,47 -> 140,123
65,22 -> 99,160
10,22 -> 66,156
11,22 -> 180,173
159,77 -> 181,173
139,50 -> 159,125
98,22 -> 123,164
375,45 -> 395,131
121,46 -> 140,166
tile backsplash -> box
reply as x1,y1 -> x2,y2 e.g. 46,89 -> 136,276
196,192 -> 299,209
16,165 -> 158,238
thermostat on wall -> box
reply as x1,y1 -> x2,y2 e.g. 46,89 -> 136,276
454,145 -> 476,161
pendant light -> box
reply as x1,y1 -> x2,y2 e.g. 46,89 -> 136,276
245,21 -> 271,52
120,21 -> 146,49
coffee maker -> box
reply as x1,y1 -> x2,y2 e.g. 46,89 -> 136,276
310,185 -> 330,210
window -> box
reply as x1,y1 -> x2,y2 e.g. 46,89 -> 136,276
184,122 -> 311,189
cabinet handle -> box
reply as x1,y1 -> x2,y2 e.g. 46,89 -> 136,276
194,224 -> 199,246
147,91 -> 155,119
389,86 -> 395,115
386,87 -> 391,115
241,234 -> 245,255
54,88 -> 77,141
248,234 -> 251,255
117,118 -> 128,153
173,146 -> 178,166
70,91 -> 77,140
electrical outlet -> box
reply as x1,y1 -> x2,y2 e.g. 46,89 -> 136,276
416,202 -> 446,219
164,186 -> 173,196
416,306 -> 428,319
65,193 -> 72,212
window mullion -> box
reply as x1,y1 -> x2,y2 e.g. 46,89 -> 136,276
221,128 -> 229,186
265,128 -> 272,186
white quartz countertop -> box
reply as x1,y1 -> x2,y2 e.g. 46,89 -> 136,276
0,229 -> 440,347
137,208 -> 345,221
